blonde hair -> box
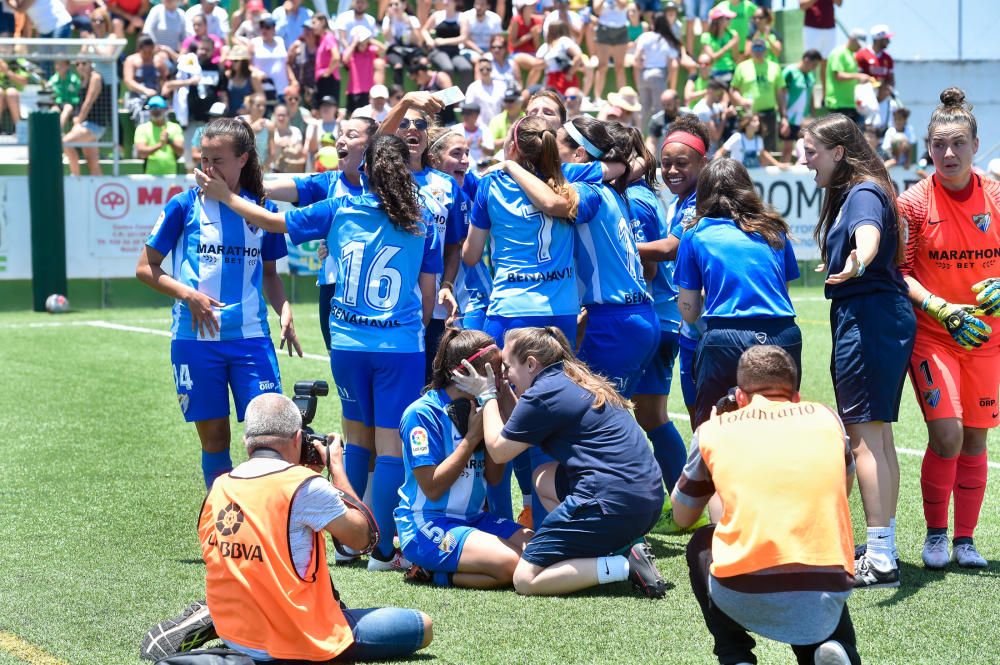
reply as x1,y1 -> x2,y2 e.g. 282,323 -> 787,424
504,327 -> 631,410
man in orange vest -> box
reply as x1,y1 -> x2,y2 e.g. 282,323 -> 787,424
144,393 -> 433,662
671,345 -> 861,665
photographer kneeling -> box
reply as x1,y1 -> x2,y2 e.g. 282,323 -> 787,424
671,346 -> 861,665
153,393 -> 432,662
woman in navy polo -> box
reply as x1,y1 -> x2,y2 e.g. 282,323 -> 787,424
803,113 -> 915,590
451,326 -> 668,599
675,158 -> 802,430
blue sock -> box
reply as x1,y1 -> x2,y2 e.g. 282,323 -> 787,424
343,444 -> 372,500
649,422 -> 687,493
486,462 -> 514,520
372,456 -> 404,559
201,449 -> 232,489
512,450 -> 532,497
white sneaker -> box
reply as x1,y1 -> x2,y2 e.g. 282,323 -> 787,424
922,533 -> 950,569
814,640 -> 851,665
952,541 -> 988,568
367,549 -> 411,572
334,547 -> 360,565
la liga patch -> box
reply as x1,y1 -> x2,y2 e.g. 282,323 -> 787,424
409,427 -> 430,456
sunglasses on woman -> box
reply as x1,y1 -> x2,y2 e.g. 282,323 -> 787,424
399,118 -> 428,130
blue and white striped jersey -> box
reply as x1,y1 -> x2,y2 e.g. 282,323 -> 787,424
572,182 -> 649,306
629,181 -> 680,333
396,389 -> 487,524
470,171 -> 578,318
146,188 -> 287,341
284,193 -> 443,352
452,187 -> 492,318
292,171 -> 366,286
413,168 -> 466,320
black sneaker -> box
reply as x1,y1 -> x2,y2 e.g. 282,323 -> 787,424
405,564 -> 434,584
627,541 -> 668,599
854,543 -> 901,569
853,553 -> 900,589
140,601 -> 217,661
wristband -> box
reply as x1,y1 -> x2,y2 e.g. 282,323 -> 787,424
856,257 -> 866,277
476,392 -> 497,407
921,295 -> 933,312
440,281 -> 454,290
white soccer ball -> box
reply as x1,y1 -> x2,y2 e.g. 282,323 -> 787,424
45,293 -> 70,313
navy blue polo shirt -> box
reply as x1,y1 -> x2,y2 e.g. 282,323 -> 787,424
501,363 -> 664,515
675,216 -> 799,320
823,182 -> 908,300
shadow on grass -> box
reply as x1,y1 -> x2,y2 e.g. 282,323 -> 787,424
875,559 -> 1000,607
176,558 -> 206,565
646,536 -> 689,562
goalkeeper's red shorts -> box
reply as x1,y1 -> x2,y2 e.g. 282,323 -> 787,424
907,332 -> 1000,428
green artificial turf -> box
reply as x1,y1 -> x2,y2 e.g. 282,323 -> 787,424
0,288 -> 996,664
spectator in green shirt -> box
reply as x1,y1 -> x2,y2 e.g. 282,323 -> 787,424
49,59 -> 81,130
711,0 -> 756,44
824,28 -> 870,124
698,6 -> 739,83
780,49 -> 821,162
742,7 -> 782,62
134,95 -> 184,175
730,38 -> 786,151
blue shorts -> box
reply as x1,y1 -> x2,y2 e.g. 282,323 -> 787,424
521,494 -> 660,568
461,305 -> 488,332
830,292 -> 915,425
634,329 -> 680,396
170,337 -> 281,423
679,333 -> 697,408
330,349 -> 424,428
578,303 -> 659,398
397,512 -> 522,572
683,0 -> 713,21
694,317 -> 802,429
484,313 -> 577,349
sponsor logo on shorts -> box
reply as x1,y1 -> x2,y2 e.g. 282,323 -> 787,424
974,212 -> 992,233
409,427 -> 430,456
178,393 -> 190,414
923,388 -> 941,409
438,532 -> 458,554
979,398 -> 995,408
258,380 -> 276,391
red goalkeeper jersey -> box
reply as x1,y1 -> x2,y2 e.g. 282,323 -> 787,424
898,172 -> 1000,350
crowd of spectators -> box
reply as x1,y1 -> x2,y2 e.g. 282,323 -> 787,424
2,0 -> 915,176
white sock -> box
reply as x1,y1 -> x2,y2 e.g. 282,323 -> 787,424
596,555 -> 630,584
889,517 -> 898,559
867,527 -> 894,568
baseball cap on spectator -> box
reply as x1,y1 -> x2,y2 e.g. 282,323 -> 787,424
664,0 -> 678,9
750,37 -> 767,53
708,6 -> 735,20
849,28 -> 868,42
503,87 -> 521,102
461,101 -> 481,114
145,95 -> 168,110
208,102 -> 227,117
870,24 -> 893,41
259,13 -> 276,27
228,45 -> 250,60
351,25 -> 373,41
370,84 -> 389,99
320,95 -> 339,106
246,0 -> 264,11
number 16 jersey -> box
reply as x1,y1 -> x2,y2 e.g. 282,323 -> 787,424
285,193 -> 443,353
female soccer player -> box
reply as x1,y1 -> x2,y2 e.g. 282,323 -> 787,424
804,113 -> 915,588
379,91 -> 467,380
897,88 -> 998,570
504,116 -> 658,398
396,328 -> 532,588
452,326 -> 667,598
675,158 -> 802,429
136,117 -> 301,489
195,134 -> 442,572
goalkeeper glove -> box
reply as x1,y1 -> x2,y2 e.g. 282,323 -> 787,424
922,294 -> 991,350
972,278 -> 1000,316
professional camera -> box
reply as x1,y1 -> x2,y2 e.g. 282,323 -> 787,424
293,380 -> 329,466
715,387 -> 740,415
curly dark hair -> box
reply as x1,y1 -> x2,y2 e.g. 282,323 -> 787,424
202,117 -> 266,205
365,134 -> 423,233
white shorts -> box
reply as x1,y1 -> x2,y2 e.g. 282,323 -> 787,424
803,26 -> 837,58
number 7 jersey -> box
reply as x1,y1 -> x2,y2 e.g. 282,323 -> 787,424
285,192 -> 443,352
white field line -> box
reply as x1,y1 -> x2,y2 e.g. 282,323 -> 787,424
15,318 -> 1000,470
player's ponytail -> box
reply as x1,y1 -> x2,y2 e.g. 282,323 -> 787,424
607,121 -> 657,189
428,328 -> 499,391
928,87 -> 977,141
504,327 -> 631,410
511,115 -> 579,219
202,117 -> 267,205
365,134 -> 422,233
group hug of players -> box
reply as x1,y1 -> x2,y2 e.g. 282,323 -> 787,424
138,83 -> 996,612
